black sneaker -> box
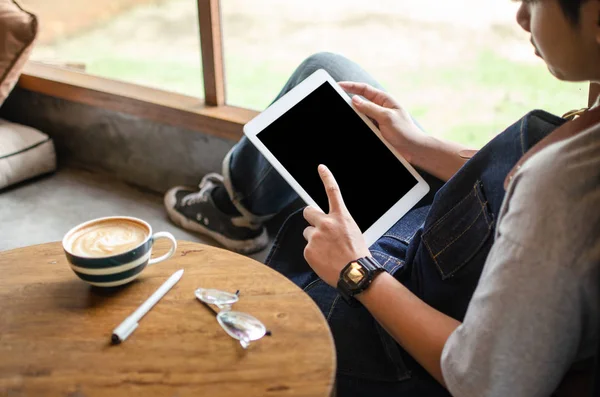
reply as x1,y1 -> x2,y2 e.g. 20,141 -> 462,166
164,173 -> 269,254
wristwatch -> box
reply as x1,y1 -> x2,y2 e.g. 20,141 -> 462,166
337,256 -> 385,305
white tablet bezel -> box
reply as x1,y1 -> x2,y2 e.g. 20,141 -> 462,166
243,68 -> 430,247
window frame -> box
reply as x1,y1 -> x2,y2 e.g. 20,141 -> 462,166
589,83 -> 599,107
19,61 -> 255,141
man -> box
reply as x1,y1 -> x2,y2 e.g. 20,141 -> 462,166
165,1 -> 599,395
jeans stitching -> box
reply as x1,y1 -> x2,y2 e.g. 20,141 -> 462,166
428,207 -> 494,280
433,209 -> 483,259
370,250 -> 403,268
422,182 -> 479,236
303,278 -> 322,293
264,210 -> 301,266
441,222 -> 494,279
382,255 -> 392,269
474,187 -> 492,228
423,238 -> 444,277
404,225 -> 423,244
519,117 -> 527,156
265,234 -> 284,266
265,242 -> 279,267
383,222 -> 423,244
326,294 -> 341,321
422,180 -> 491,279
265,237 -> 282,267
384,233 -> 406,242
388,262 -> 404,275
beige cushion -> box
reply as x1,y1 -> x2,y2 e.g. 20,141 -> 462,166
0,119 -> 56,189
0,0 -> 37,106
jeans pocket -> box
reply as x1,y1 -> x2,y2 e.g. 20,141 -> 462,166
421,180 -> 494,280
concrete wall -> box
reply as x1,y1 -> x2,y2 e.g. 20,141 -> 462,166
0,87 -> 235,194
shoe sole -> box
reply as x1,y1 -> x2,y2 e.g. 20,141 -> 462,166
164,187 -> 269,255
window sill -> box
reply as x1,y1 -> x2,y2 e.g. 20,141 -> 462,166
18,61 -> 258,141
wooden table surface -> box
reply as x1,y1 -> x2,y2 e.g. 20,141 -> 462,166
0,240 -> 336,397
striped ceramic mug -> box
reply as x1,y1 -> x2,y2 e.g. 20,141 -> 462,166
62,216 -> 177,287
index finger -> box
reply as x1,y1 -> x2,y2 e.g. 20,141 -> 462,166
318,164 -> 346,214
338,81 -> 400,109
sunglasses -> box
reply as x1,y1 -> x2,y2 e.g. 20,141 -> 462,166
195,288 -> 269,349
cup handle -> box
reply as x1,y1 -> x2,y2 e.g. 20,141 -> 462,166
148,232 -> 177,265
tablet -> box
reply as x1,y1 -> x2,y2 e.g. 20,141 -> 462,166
243,69 -> 430,246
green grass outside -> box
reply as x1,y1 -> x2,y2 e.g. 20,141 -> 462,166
88,58 -> 204,95
83,49 -> 587,149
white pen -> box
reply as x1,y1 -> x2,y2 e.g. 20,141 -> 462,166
111,269 -> 184,344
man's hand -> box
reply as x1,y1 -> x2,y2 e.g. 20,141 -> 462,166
339,81 -> 426,163
302,165 -> 371,287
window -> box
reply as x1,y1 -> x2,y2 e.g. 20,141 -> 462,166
20,0 -> 590,147
21,0 -> 204,97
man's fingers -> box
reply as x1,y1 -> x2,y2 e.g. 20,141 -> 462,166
318,165 -> 346,214
303,205 -> 325,226
351,96 -> 390,125
339,81 -> 400,109
303,226 -> 316,242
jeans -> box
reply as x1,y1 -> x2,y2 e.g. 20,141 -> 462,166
225,52 -> 566,396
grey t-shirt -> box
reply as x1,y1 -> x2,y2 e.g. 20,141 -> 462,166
441,121 -> 600,396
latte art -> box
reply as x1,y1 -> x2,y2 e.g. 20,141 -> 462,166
69,219 -> 149,257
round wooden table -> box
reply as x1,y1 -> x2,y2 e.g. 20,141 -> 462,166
0,241 -> 336,397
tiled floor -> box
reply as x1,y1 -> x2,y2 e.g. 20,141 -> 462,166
0,167 -> 271,263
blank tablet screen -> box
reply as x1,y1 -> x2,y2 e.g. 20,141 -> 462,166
257,81 -> 419,232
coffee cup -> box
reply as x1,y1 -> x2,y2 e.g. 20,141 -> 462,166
62,216 -> 177,287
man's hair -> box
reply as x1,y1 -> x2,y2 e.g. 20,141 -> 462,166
558,0 -> 587,23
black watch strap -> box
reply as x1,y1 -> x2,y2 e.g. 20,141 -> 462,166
337,278 -> 357,307
337,256 -> 384,306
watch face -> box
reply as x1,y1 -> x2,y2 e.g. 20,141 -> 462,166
345,262 -> 367,287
